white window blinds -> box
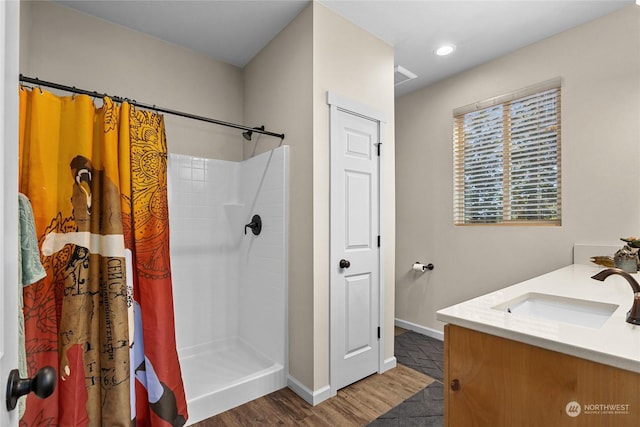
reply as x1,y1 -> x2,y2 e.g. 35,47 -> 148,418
453,79 -> 561,225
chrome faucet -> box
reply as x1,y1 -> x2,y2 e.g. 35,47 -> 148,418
591,268 -> 640,325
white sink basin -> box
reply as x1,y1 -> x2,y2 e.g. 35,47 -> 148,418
492,293 -> 619,329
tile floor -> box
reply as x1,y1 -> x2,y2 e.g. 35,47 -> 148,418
368,330 -> 444,426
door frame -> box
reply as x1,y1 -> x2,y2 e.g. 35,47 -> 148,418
327,92 -> 387,395
1,0 -> 21,425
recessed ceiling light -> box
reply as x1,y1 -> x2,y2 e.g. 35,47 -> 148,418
435,44 -> 456,56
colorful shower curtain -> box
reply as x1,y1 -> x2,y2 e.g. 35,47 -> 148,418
18,86 -> 188,426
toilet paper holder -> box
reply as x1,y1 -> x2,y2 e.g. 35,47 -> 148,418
412,262 -> 434,272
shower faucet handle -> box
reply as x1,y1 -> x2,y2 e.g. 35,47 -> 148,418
244,214 -> 262,236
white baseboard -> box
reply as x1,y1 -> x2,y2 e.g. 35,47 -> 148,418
395,318 -> 444,341
381,356 -> 396,373
287,375 -> 334,406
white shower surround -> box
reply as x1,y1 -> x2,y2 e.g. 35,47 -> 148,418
168,146 -> 289,425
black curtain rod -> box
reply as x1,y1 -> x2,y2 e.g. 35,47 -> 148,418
19,75 -> 285,140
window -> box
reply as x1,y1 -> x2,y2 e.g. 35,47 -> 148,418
453,78 -> 561,225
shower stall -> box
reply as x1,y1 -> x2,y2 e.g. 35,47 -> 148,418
168,146 -> 289,425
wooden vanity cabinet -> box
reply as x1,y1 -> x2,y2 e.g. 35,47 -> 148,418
444,324 -> 640,426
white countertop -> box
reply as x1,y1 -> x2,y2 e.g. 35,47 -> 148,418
436,264 -> 640,373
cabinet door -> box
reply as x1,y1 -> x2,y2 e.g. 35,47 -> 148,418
444,324 -> 640,427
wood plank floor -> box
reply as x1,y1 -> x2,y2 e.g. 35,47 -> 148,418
192,363 -> 434,426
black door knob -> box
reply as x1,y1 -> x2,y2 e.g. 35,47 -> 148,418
6,366 -> 56,411
339,259 -> 351,269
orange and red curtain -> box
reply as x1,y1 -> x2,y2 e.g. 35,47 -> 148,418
18,86 -> 188,426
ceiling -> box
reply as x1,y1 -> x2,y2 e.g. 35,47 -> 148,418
54,0 -> 634,97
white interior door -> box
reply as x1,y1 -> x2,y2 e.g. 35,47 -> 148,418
329,98 -> 381,392
2,1 -> 21,426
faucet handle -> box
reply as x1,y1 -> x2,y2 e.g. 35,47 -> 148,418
627,293 -> 640,325
244,214 -> 262,236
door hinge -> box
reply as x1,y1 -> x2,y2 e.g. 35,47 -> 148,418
377,143 -> 382,156
377,235 -> 381,247
377,327 -> 381,339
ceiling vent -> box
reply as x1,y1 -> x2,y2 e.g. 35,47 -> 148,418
394,65 -> 417,86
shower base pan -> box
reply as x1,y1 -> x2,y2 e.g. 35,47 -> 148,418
180,337 -> 285,425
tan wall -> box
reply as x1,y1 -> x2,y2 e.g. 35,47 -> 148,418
312,2 -> 395,388
244,2 -> 395,393
243,4 -> 315,389
395,5 -> 640,333
20,1 -> 244,160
